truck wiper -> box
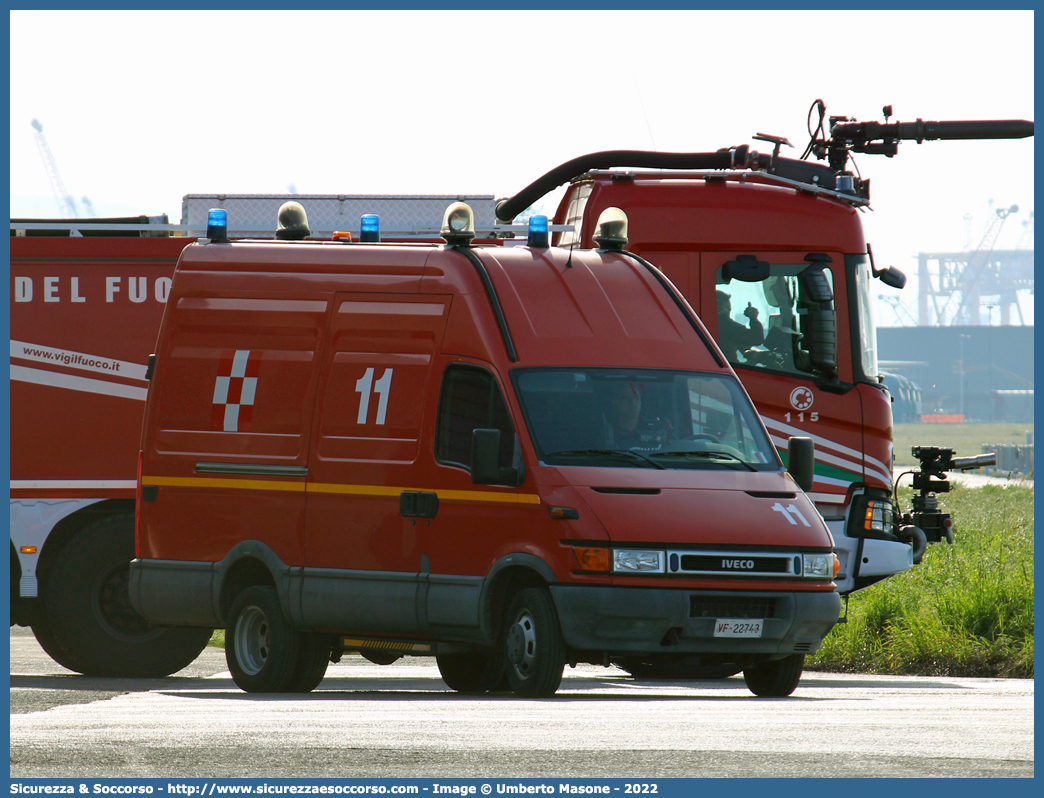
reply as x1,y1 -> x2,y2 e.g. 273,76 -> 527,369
543,449 -> 666,470
650,450 -> 758,472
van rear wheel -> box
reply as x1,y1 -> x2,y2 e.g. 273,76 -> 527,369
34,512 -> 211,677
503,587 -> 565,698
226,586 -> 300,693
743,654 -> 805,697
284,633 -> 333,693
437,648 -> 506,693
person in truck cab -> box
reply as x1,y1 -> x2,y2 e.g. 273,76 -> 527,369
716,290 -> 764,362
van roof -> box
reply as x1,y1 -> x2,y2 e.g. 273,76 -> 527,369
470,246 -> 724,370
176,240 -> 726,373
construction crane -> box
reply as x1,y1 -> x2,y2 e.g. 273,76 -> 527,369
31,119 -> 94,218
1016,210 -> 1034,250
878,294 -> 917,326
939,203 -> 1018,325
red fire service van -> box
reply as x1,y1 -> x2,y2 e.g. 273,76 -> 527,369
130,202 -> 840,698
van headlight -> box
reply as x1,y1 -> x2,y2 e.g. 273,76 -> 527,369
613,549 -> 665,573
802,553 -> 838,579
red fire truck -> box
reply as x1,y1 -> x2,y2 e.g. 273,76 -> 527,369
9,104 -> 1029,678
497,106 -> 1028,587
490,106 -> 1028,675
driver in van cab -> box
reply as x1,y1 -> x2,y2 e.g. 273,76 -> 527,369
607,382 -> 672,449
716,290 -> 764,362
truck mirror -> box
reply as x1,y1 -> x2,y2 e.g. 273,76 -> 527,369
874,265 -> 907,289
803,309 -> 838,375
787,436 -> 815,493
471,429 -> 522,487
867,243 -> 907,289
721,255 -> 771,283
799,265 -> 834,303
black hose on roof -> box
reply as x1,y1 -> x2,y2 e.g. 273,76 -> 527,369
495,150 -> 738,223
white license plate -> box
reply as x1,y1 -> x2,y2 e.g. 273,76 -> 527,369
713,618 -> 763,638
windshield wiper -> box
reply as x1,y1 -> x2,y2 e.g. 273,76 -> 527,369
650,450 -> 758,472
543,449 -> 666,470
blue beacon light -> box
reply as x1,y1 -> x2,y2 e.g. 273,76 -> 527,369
527,215 -> 549,248
206,209 -> 228,242
360,214 -> 380,243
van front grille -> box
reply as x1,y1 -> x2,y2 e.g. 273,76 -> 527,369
669,549 -> 796,577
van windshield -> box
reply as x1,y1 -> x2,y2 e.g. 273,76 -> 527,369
512,368 -> 780,471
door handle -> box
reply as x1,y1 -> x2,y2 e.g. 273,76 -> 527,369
400,491 -> 439,519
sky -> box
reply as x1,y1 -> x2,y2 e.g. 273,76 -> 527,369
8,9 -> 1035,326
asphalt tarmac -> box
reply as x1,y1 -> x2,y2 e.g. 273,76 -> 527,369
9,627 -> 1034,779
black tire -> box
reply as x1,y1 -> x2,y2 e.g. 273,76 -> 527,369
34,512 -> 212,677
743,654 -> 805,697
503,587 -> 565,698
614,656 -> 742,681
284,633 -> 332,693
29,603 -> 75,671
225,586 -> 301,693
437,647 -> 506,693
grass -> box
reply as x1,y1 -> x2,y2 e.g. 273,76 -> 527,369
808,482 -> 1034,678
892,422 -> 1034,466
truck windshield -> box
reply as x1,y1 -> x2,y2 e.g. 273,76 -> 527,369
849,253 -> 879,381
512,368 -> 780,471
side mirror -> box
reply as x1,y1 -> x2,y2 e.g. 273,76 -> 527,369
799,264 -> 834,303
787,436 -> 815,493
471,429 -> 523,487
874,265 -> 907,289
868,243 -> 907,289
802,309 -> 838,375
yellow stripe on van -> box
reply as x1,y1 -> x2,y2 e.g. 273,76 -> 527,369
140,475 -> 540,505
307,482 -> 541,505
305,483 -> 402,497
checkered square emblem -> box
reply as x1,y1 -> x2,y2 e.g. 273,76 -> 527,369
211,350 -> 260,432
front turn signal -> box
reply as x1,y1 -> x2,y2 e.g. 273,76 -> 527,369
572,546 -> 610,572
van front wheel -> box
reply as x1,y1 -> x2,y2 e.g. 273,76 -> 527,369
503,587 -> 565,698
743,654 -> 805,697
226,586 -> 300,693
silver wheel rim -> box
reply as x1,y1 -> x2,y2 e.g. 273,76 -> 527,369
506,608 -> 537,679
235,605 -> 270,676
